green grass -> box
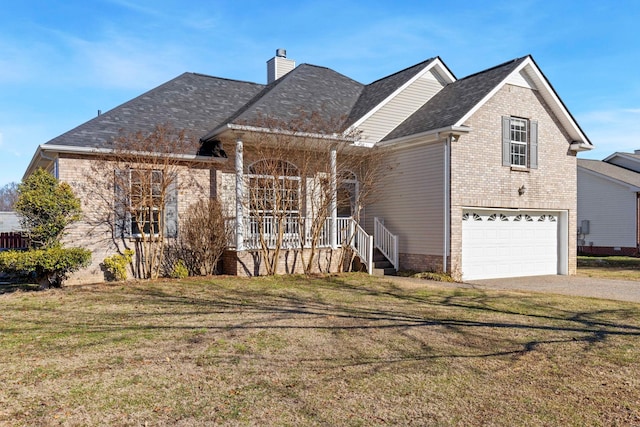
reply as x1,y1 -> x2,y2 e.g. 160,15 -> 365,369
1,273 -> 639,426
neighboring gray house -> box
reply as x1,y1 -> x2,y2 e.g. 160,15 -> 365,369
24,50 -> 592,283
0,212 -> 22,233
578,153 -> 640,255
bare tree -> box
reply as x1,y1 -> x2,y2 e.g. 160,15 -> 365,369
86,123 -> 200,279
0,182 -> 18,211
238,111 -> 388,275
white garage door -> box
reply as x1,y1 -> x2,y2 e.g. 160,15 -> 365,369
461,210 -> 559,280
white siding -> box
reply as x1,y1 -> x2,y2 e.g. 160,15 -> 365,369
577,169 -> 637,247
358,72 -> 444,144
364,142 -> 444,255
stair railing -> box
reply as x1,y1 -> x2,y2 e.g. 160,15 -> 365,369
373,217 -> 398,270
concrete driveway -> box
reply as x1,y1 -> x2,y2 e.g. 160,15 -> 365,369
465,275 -> 640,303
389,275 -> 640,304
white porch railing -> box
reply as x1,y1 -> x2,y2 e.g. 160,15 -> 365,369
374,217 -> 398,270
351,221 -> 373,273
226,215 -> 376,274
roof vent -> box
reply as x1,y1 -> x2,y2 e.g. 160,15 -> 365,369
267,49 -> 295,84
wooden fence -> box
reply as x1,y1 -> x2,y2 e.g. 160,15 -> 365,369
0,232 -> 29,250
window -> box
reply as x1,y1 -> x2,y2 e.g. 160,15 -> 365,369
114,168 -> 178,239
248,160 -> 300,217
502,116 -> 538,169
337,171 -> 358,218
510,118 -> 528,167
247,160 -> 300,241
130,169 -> 162,237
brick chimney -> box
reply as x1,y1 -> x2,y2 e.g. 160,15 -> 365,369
267,49 -> 295,83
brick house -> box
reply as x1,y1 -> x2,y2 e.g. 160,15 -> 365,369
24,50 -> 592,283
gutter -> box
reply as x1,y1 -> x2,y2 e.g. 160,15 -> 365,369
569,142 -> 593,152
23,144 -> 227,180
377,125 -> 472,149
204,123 -> 356,144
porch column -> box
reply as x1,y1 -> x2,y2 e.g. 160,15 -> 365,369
330,146 -> 338,249
235,136 -> 244,251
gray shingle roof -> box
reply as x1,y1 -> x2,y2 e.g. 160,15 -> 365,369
344,58 -> 438,127
45,72 -> 265,149
42,54 -> 575,155
382,56 -> 528,141
202,64 -> 364,139
579,159 -> 640,188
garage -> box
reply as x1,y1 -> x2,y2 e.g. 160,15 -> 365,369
461,209 -> 565,280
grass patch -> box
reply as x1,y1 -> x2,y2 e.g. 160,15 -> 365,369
578,255 -> 640,281
398,270 -> 456,282
1,273 -> 639,426
578,255 -> 640,269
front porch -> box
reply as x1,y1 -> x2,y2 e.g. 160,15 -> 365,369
223,215 -> 398,276
222,134 -> 398,276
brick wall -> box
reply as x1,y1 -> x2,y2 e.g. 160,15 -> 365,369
223,248 -> 345,276
579,246 -> 639,257
399,253 -> 444,273
449,84 -> 577,275
57,155 -> 214,284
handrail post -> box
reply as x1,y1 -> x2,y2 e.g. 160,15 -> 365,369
368,234 -> 374,274
394,236 -> 399,271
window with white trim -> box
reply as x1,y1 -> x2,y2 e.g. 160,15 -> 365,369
337,170 -> 359,218
248,160 -> 300,213
510,117 -> 528,167
130,169 -> 163,237
502,116 -> 538,169
247,160 -> 300,237
114,168 -> 177,239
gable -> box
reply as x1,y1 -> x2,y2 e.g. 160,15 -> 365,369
347,58 -> 455,145
356,68 -> 450,144
504,68 -> 536,89
382,56 -> 591,150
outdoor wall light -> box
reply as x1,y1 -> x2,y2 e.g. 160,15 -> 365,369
518,185 -> 526,196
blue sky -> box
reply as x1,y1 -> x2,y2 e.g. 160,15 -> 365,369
1,0 -> 639,187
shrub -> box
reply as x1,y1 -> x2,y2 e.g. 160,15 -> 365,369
0,247 -> 92,288
164,198 -> 229,276
170,260 -> 189,279
15,168 -> 82,249
102,249 -> 134,282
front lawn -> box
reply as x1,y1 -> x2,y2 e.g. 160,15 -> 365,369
1,274 -> 639,426
578,255 -> 640,281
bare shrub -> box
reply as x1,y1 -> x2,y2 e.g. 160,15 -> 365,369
166,198 -> 229,276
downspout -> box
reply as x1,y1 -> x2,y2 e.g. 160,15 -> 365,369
443,135 -> 451,273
